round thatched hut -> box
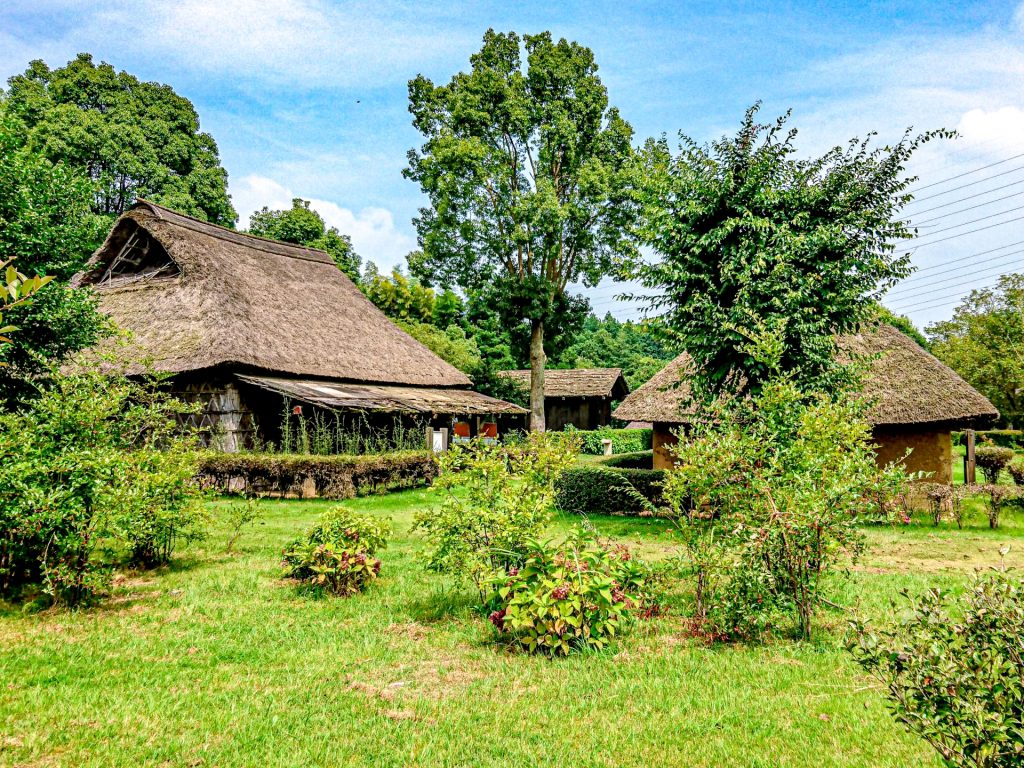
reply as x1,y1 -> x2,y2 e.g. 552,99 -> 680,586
613,324 -> 998,482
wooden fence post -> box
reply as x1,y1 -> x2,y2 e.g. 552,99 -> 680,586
964,429 -> 976,485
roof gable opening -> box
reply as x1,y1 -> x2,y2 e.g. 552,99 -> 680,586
95,222 -> 179,288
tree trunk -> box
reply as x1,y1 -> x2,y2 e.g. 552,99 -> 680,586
529,319 -> 546,433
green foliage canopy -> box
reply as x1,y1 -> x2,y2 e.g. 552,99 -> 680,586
928,274 -> 1024,427
248,198 -> 361,281
629,106 -> 943,398
4,54 -> 236,226
0,105 -> 111,398
405,29 -> 639,429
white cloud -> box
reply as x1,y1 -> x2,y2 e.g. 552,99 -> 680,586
955,106 -> 1024,156
37,0 -> 473,89
231,174 -> 417,270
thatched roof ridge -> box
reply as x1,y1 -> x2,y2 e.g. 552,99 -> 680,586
499,368 -> 629,398
73,201 -> 472,387
613,324 -> 998,429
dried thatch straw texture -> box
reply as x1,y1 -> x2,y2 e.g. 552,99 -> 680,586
499,368 -> 629,398
238,375 -> 527,415
74,202 -> 471,387
613,324 -> 998,428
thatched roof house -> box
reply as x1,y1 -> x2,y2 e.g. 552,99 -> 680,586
613,324 -> 998,481
74,201 -> 525,450
499,368 -> 629,431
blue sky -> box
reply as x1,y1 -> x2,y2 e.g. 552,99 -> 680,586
4,0 -> 1024,328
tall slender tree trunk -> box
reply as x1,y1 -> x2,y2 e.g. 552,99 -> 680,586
529,318 -> 546,432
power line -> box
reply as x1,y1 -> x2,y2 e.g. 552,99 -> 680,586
901,178 -> 1024,219
912,189 -> 1024,227
904,239 -> 1024,277
892,248 -> 1024,290
895,213 -> 1024,254
888,275 -> 1008,312
908,152 -> 1024,193
887,259 -> 1024,304
902,204 -> 1024,240
903,164 -> 1024,206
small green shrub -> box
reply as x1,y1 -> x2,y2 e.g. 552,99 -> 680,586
224,497 -> 265,553
282,507 -> 391,596
554,466 -> 666,516
485,532 -> 660,655
980,484 -> 1020,529
567,426 -> 653,455
414,433 -> 579,597
848,572 -> 1024,768
974,445 -> 1015,484
1008,458 -> 1024,486
592,450 -> 653,469
973,429 -> 1024,450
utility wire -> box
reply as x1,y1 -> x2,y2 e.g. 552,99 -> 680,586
903,165 -> 1024,206
888,259 -> 1024,304
901,205 -> 1024,240
908,152 -> 1024,193
901,178 -> 1024,219
893,248 -> 1024,289
911,189 -> 1024,226
895,214 -> 1024,253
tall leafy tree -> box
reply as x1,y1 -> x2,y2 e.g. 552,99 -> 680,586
0,105 -> 110,401
928,274 -> 1024,427
630,106 -> 945,399
405,30 -> 638,430
556,313 -> 677,390
4,54 -> 236,226
248,198 -> 361,281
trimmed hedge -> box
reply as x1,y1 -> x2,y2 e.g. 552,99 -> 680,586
197,451 -> 437,499
591,450 -> 654,470
555,465 -> 665,516
954,430 -> 1024,449
570,427 -> 653,455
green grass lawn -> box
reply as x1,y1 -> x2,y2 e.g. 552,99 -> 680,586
2,486 -> 1022,767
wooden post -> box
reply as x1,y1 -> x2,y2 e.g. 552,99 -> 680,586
964,429 -> 976,485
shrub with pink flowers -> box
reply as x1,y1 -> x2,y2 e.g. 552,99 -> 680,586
485,531 -> 661,656
282,506 -> 391,596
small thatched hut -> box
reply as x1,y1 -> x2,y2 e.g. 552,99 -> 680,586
498,368 -> 629,431
73,201 -> 526,450
613,324 -> 998,481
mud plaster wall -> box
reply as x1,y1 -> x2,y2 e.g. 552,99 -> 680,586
652,423 -> 680,470
872,427 -> 952,484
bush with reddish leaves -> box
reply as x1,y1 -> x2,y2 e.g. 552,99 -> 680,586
484,531 -> 661,656
282,506 -> 391,596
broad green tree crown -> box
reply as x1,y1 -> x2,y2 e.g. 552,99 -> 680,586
404,30 -> 638,430
928,274 -> 1024,427
3,54 -> 236,226
0,104 -> 110,400
248,198 -> 361,282
630,106 -> 945,399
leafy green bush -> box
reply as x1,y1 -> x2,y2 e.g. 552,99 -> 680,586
414,433 -> 578,597
980,484 -> 1021,529
968,430 -> 1024,450
485,532 -> 660,655
659,346 -> 906,640
554,466 -> 665,516
224,497 -> 265,553
282,506 -> 391,596
1008,458 -> 1024,486
197,451 -> 436,498
974,445 -> 1015,484
848,572 -> 1024,768
592,450 -> 653,469
0,368 -> 204,606
567,426 -> 653,455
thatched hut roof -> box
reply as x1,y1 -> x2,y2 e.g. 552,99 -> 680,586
74,201 -> 473,388
499,368 -> 629,399
613,324 -> 998,429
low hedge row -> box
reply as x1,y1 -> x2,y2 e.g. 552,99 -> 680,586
197,451 -> 437,499
954,430 -> 1024,449
591,450 -> 654,470
555,465 -> 666,516
570,427 -> 653,455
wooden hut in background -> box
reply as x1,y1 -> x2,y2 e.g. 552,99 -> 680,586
613,324 -> 998,482
73,201 -> 526,450
498,368 -> 629,431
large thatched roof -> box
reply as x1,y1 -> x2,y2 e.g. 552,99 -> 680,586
613,324 -> 998,429
74,201 -> 472,388
499,368 -> 629,399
